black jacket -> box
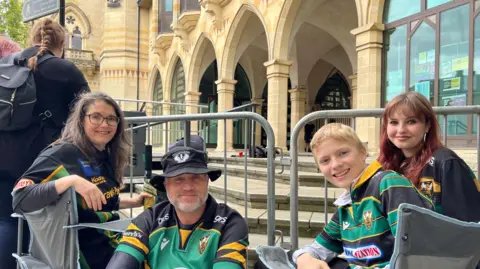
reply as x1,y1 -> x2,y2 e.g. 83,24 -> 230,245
0,46 -> 90,178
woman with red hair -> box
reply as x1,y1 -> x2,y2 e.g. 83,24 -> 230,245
378,91 -> 480,222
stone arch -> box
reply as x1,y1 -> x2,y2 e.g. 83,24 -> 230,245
355,0 -> 385,26
147,65 -> 163,101
271,0 -> 303,60
188,33 -> 218,94
64,3 -> 92,37
273,0 -> 383,61
220,4 -> 270,80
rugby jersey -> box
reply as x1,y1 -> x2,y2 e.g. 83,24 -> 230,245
293,161 -> 434,268
415,147 -> 480,222
12,142 -> 121,269
115,195 -> 249,269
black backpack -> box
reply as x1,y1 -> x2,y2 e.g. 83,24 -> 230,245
0,52 -> 54,131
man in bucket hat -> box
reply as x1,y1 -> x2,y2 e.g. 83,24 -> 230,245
107,136 -> 249,269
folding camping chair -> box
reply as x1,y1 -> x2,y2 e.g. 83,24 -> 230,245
257,203 -> 480,269
390,203 -> 480,269
12,187 -> 132,269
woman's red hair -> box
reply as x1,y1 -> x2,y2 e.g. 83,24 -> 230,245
378,91 -> 442,186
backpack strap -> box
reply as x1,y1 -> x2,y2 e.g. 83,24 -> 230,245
36,54 -> 55,65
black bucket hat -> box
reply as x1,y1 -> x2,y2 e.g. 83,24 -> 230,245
150,136 -> 222,192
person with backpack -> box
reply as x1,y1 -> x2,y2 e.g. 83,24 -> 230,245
0,18 -> 90,268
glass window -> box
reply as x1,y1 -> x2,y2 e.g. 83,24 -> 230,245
384,25 -> 407,102
71,27 -> 82,50
152,73 -> 164,146
439,5 -> 469,136
384,0 -> 421,23
409,22 -> 435,103
164,0 -> 173,12
428,0 -> 453,9
473,14 -> 480,134
170,60 -> 185,143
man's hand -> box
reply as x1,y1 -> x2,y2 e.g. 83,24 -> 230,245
297,253 -> 331,269
131,192 -> 152,207
119,192 -> 153,209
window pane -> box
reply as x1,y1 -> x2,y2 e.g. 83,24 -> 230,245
71,35 -> 82,50
409,22 -> 435,103
439,5 -> 469,136
473,14 -> 480,134
384,25 -> 407,102
384,0 -> 421,23
165,0 -> 173,12
428,0 -> 453,9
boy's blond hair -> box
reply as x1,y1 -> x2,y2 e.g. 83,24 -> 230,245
310,123 -> 364,153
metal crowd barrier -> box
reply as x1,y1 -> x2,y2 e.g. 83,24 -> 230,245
288,106 -> 480,250
125,112 -> 278,246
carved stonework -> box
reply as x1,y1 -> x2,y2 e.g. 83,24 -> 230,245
171,24 -> 191,52
107,0 -> 121,8
199,0 -> 231,31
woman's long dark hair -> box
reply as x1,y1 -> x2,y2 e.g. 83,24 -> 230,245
57,92 -> 131,185
378,91 -> 441,186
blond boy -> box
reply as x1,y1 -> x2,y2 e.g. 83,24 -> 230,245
293,123 -> 433,269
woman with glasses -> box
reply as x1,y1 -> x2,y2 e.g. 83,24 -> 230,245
12,92 -> 150,269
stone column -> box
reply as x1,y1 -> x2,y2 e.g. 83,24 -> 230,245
350,23 -> 384,154
215,79 -> 236,152
289,86 -> 308,152
349,74 -> 358,109
184,91 -> 202,134
264,59 -> 292,150
251,98 -> 263,147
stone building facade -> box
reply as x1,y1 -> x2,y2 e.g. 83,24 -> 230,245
64,0 -> 471,154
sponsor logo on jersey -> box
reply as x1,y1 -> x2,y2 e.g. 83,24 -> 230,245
78,159 -> 101,177
198,234 -> 210,255
342,221 -> 350,230
157,213 -> 169,225
123,230 -> 143,239
420,180 -> 434,197
419,177 -> 441,198
91,176 -> 107,185
14,179 -> 34,190
173,151 -> 190,164
160,238 -> 170,250
429,157 -> 435,166
344,245 -> 383,260
214,215 -> 227,224
363,210 -> 373,230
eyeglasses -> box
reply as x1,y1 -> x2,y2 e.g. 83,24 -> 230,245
85,113 -> 119,126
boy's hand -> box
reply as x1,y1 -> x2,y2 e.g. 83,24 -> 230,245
297,254 -> 331,269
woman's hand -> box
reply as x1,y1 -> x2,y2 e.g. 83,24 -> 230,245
297,254 -> 331,269
71,175 -> 107,211
55,174 -> 106,211
119,192 -> 153,209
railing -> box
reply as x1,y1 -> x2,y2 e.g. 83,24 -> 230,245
64,48 -> 95,61
125,112 -> 278,249
114,98 -> 208,147
288,106 -> 480,250
64,49 -> 98,73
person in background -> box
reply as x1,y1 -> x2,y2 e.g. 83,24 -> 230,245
378,91 -> 480,222
12,92 -> 150,269
0,34 -> 22,59
0,18 -> 90,268
293,123 -> 433,269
